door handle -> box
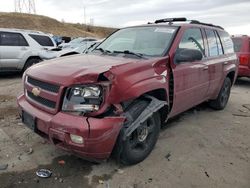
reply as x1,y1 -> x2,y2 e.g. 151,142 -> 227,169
21,47 -> 28,51
203,66 -> 208,70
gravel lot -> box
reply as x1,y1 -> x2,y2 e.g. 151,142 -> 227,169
0,74 -> 249,188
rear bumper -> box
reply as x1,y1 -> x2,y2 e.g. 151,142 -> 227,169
238,65 -> 250,77
17,94 -> 125,160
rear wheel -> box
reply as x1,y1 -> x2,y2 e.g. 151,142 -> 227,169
116,100 -> 161,165
23,58 -> 41,72
209,77 -> 231,110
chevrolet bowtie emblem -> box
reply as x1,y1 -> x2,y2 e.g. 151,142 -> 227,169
32,87 -> 41,96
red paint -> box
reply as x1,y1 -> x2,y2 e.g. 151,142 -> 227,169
232,35 -> 250,77
18,23 -> 238,160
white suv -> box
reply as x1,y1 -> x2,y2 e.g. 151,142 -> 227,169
0,28 -> 56,72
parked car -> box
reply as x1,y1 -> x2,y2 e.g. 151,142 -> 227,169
232,35 -> 250,77
18,18 -> 238,165
0,28 -> 56,72
41,40 -> 102,60
58,37 -> 97,49
85,39 -> 104,53
52,36 -> 71,46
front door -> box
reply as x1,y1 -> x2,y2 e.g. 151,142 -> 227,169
170,28 -> 209,116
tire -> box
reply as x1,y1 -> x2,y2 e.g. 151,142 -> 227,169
23,58 -> 41,72
209,77 -> 232,110
116,100 -> 161,165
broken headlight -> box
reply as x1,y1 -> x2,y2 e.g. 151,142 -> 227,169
62,86 -> 102,113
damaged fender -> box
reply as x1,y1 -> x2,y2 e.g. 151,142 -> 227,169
122,95 -> 167,140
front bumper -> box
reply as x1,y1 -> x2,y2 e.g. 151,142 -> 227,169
17,94 -> 125,160
238,65 -> 250,77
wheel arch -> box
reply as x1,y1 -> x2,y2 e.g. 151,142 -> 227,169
144,88 -> 169,124
22,56 -> 42,71
226,71 -> 236,86
120,88 -> 169,129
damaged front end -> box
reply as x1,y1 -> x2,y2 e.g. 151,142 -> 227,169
18,53 -> 169,162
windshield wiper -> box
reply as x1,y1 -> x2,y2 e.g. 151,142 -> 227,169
113,50 -> 145,59
94,48 -> 111,54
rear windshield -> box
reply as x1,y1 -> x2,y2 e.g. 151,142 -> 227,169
232,38 -> 243,52
29,34 -> 54,47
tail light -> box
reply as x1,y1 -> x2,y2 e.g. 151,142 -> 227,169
239,55 -> 250,66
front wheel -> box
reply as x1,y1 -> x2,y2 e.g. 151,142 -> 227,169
116,99 -> 161,165
209,77 -> 232,110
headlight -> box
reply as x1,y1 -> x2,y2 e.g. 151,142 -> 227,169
62,85 -> 102,113
71,86 -> 101,98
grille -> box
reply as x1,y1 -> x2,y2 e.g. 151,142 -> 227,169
27,91 -> 56,109
27,77 -> 60,93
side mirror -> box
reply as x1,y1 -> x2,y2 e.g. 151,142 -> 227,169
175,49 -> 203,63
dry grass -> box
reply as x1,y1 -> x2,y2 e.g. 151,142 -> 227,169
0,12 -> 116,38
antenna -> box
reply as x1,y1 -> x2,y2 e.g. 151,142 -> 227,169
14,0 -> 36,14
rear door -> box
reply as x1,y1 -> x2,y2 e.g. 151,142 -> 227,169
203,29 -> 224,97
171,27 -> 210,116
217,30 -> 237,81
0,32 -> 29,69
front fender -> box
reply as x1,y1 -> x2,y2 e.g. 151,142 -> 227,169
106,57 -> 170,104
117,76 -> 168,103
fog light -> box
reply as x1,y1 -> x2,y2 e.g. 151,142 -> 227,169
70,134 -> 84,144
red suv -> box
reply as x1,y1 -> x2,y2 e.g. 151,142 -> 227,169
18,18 -> 238,165
232,35 -> 250,77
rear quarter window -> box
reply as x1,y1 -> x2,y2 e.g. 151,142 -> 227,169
218,31 -> 234,54
29,34 -> 54,47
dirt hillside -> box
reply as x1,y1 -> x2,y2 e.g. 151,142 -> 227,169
0,12 -> 116,38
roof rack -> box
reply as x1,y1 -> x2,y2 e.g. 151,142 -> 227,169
0,28 -> 46,34
151,17 -> 224,30
190,20 -> 224,30
154,17 -> 187,24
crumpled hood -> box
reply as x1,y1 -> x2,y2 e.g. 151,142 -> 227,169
26,54 -> 139,86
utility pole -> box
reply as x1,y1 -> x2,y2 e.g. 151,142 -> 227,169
83,5 -> 87,37
84,6 -> 86,26
14,0 -> 36,14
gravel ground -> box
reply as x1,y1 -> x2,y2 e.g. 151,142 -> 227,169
0,73 -> 249,188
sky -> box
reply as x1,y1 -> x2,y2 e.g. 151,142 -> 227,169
0,0 -> 250,35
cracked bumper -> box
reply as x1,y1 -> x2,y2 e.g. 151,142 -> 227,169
17,94 -> 125,160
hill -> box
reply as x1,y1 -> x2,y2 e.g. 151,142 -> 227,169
0,12 -> 116,38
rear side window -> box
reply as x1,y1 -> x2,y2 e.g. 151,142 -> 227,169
29,34 -> 54,46
215,31 -> 223,55
217,31 -> 234,54
205,29 -> 219,57
178,28 -> 205,56
0,32 -> 28,46
232,38 -> 243,52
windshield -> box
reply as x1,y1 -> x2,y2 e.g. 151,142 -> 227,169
97,26 -> 177,57
69,38 -> 84,44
